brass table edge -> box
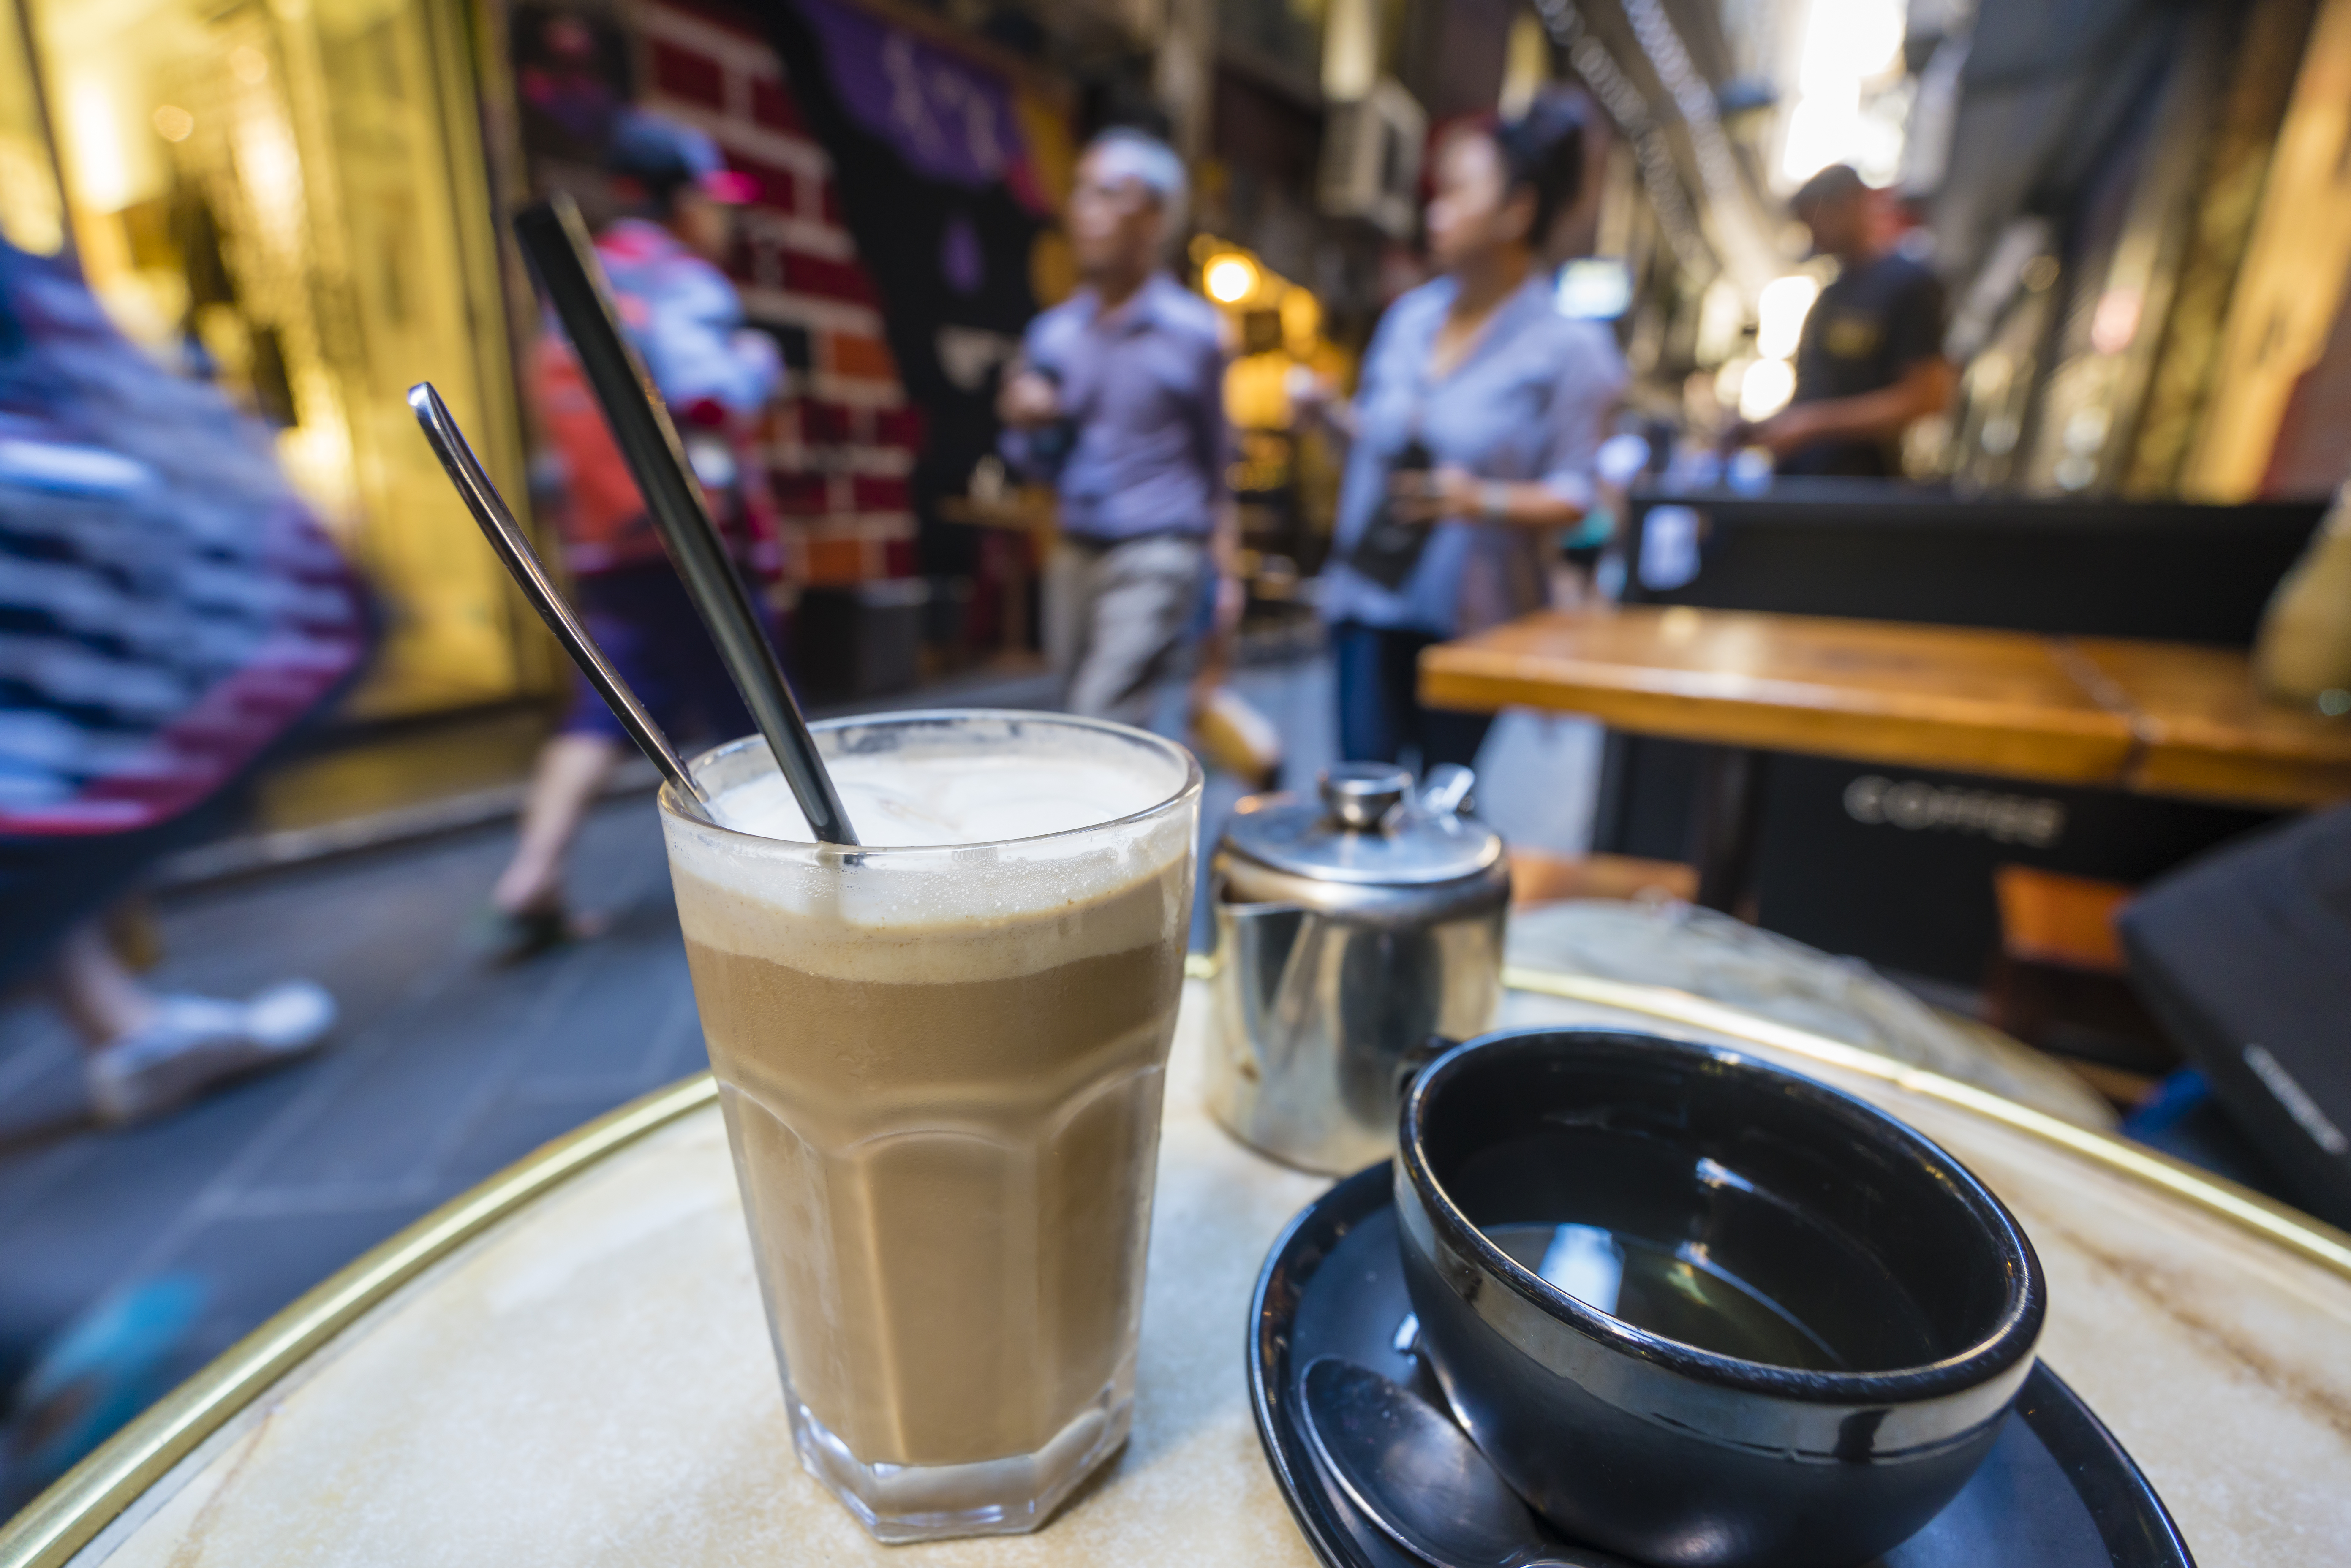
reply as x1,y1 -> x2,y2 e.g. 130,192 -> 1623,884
1500,966 -> 2351,1283
0,1073 -> 721,1568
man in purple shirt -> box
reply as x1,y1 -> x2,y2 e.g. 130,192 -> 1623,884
998,129 -> 1233,728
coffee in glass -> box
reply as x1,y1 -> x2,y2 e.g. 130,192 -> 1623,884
658,712 -> 1202,1541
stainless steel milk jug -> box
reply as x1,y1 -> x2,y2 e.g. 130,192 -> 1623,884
1205,763 -> 1509,1173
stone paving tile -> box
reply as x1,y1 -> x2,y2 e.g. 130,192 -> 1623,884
501,942 -> 703,1100
147,1204 -> 425,1380
0,1066 -> 322,1380
427,1092 -> 645,1200
0,1056 -> 91,1235
151,835 -> 497,1013
0,801 -> 680,1380
234,949 -> 593,1198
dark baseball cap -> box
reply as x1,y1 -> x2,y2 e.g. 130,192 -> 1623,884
1790,162 -> 1866,219
606,110 -> 760,205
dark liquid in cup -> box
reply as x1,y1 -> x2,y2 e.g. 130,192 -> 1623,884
1442,1131 -> 1946,1373
1482,1221 -> 1845,1370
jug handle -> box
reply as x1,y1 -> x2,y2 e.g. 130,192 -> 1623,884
1414,764 -> 1475,819
1393,1033 -> 1461,1102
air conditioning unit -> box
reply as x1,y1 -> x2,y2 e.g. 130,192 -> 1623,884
1320,78 -> 1425,238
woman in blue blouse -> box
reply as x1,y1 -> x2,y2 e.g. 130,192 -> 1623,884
1318,101 -> 1627,773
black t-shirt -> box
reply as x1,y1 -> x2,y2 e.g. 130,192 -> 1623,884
1783,253 -> 1945,478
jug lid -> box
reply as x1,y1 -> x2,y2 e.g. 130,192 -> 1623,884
1221,764 -> 1504,888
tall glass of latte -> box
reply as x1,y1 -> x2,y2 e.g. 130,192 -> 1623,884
657,711 -> 1202,1542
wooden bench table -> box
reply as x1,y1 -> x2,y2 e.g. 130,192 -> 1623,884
1420,606 -> 2351,909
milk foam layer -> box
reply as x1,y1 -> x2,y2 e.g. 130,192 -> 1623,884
713,752 -> 1167,847
661,725 -> 1196,983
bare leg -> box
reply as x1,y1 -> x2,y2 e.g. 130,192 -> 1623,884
492,733 -> 623,916
48,919 -> 159,1051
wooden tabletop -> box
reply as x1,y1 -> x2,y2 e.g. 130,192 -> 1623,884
1419,606 -> 2351,808
934,494 -> 1057,535
2070,638 -> 2351,808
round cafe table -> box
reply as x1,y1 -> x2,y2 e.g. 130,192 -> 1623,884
5,970 -> 2349,1568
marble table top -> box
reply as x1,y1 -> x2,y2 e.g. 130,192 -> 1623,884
19,979 -> 2351,1568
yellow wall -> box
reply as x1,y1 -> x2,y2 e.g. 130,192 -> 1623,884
0,5 -> 65,253
19,0 -> 541,718
2184,0 -> 2351,500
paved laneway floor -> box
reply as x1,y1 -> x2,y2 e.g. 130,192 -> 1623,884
0,799 -> 699,1395
0,652 -> 1598,1490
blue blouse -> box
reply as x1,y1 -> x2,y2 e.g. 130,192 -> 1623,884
1320,272 -> 1627,638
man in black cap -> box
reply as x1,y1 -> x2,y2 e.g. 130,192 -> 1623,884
1750,164 -> 1951,477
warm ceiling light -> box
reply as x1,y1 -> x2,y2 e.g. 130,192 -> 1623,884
1204,254 -> 1257,304
152,105 -> 195,142
231,46 -> 270,85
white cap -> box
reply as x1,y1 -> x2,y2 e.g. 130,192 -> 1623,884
1086,128 -> 1188,229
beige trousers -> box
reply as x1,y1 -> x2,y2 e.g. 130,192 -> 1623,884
1044,534 -> 1210,728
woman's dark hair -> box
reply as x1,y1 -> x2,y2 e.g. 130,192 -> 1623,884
1493,90 -> 1588,246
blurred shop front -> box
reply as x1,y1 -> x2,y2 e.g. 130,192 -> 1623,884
0,0 -> 544,728
0,0 -> 1496,749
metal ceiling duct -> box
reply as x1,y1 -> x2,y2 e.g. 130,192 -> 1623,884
1537,0 -> 1790,297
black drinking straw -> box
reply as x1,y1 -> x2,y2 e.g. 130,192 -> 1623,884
512,193 -> 857,846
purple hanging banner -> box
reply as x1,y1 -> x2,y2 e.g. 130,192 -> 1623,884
793,0 -> 1049,211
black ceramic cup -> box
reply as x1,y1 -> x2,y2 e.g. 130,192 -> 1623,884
1396,1027 -> 2044,1568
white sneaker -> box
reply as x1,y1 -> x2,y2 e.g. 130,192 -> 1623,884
86,981 -> 337,1127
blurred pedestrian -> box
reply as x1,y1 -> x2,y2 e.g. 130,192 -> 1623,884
1314,102 -> 1626,774
484,112 -> 782,959
996,128 -> 1238,731
0,237 -> 365,1124
1745,163 -> 1952,477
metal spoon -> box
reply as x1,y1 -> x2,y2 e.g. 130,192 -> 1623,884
1302,1358 -> 1632,1568
407,383 -> 713,823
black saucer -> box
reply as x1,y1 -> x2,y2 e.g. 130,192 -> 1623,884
1249,1163 -> 2196,1568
